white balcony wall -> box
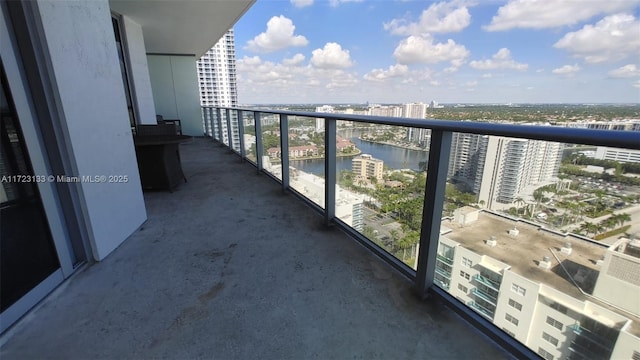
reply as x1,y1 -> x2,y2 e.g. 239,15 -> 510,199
122,15 -> 156,125
147,55 -> 202,136
37,0 -> 146,260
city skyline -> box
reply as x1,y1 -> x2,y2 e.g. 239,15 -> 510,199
233,0 -> 640,105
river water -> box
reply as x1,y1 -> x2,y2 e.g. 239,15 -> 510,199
290,129 -> 429,176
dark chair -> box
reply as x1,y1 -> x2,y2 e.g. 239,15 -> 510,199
133,123 -> 188,191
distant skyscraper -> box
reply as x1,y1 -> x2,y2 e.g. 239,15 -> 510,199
197,30 -> 238,143
402,102 -> 427,119
315,105 -> 334,132
448,133 -> 564,208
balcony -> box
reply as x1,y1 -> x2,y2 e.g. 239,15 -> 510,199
473,274 -> 501,292
469,301 -> 495,320
436,254 -> 454,266
199,106 -> 640,359
472,288 -> 498,306
0,138 -> 510,359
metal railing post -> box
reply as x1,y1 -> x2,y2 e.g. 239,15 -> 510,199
226,108 -> 233,150
280,114 -> 289,191
202,107 -> 209,136
324,118 -> 336,226
216,107 -> 223,144
255,112 -> 263,173
237,110 -> 246,160
415,129 -> 452,297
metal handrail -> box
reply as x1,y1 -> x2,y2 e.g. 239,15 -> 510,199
206,106 -> 640,149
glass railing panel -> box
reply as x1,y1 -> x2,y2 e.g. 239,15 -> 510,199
201,107 -> 213,137
211,109 -> 220,142
288,115 -> 325,209
220,110 -> 230,146
242,111 -> 257,165
258,112 -> 282,180
437,133 -> 640,360
229,110 -> 241,153
335,121 -> 429,270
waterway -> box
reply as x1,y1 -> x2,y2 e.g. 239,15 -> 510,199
290,129 -> 429,176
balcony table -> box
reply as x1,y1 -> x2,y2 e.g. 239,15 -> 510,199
133,135 -> 191,192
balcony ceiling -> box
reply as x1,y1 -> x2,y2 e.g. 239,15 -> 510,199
109,0 -> 255,57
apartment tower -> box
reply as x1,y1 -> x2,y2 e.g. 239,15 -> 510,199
197,30 -> 239,144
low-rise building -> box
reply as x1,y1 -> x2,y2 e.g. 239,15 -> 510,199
438,211 -> 640,360
352,154 -> 384,181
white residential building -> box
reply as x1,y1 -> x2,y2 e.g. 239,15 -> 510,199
448,133 -> 563,209
352,154 -> 384,181
197,30 -> 238,144
315,105 -> 334,132
402,102 -> 427,119
594,147 -> 640,164
438,212 -> 640,360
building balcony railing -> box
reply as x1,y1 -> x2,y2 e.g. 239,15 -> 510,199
469,301 -> 495,320
435,266 -> 452,279
471,287 -> 498,306
473,274 -> 501,292
201,106 -> 640,360
436,254 -> 454,265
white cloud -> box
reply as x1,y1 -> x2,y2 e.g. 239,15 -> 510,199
326,71 -> 359,88
310,42 -> 354,69
363,64 -> 409,82
245,15 -> 308,53
291,0 -> 313,8
485,0 -> 639,31
393,35 -> 469,66
384,1 -> 471,35
552,64 -> 581,75
329,0 -> 364,7
283,53 -> 306,66
237,56 -> 359,90
608,64 -> 640,78
554,14 -> 640,63
633,80 -> 640,88
469,48 -> 528,71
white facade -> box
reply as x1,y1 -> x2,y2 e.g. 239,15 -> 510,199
315,105 -> 334,132
35,0 -> 148,260
437,218 -> 640,360
593,238 -> 640,314
197,30 -> 238,143
352,154 -> 384,181
448,133 -> 563,209
594,147 -> 640,164
402,102 -> 427,119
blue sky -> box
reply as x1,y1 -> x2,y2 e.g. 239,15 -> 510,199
233,0 -> 640,104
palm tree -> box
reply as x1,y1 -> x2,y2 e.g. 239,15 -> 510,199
598,217 -> 616,232
579,222 -> 599,237
515,197 -> 525,216
615,213 -> 632,228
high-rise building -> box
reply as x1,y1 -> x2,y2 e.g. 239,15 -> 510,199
197,30 -> 238,144
448,134 -> 564,209
315,105 -> 334,132
402,102 -> 427,119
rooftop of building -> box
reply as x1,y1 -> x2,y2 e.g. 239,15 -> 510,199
443,211 -> 605,299
0,138 -> 509,359
442,211 -> 640,336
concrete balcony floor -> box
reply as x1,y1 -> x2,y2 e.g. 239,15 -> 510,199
1,138 -> 510,359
